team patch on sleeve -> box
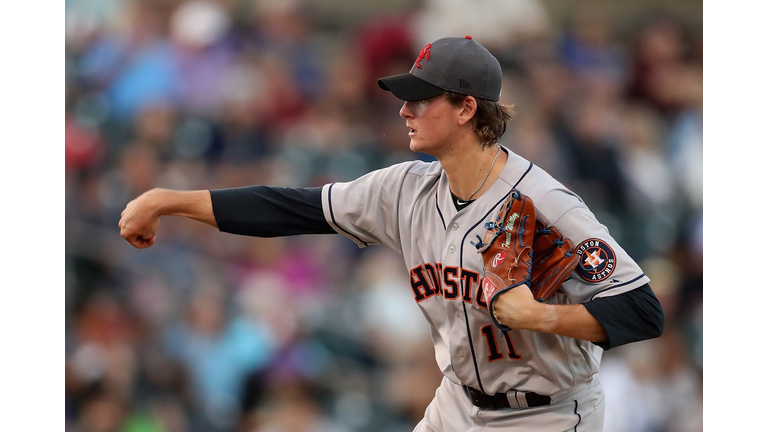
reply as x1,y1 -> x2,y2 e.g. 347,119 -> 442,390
575,238 -> 616,282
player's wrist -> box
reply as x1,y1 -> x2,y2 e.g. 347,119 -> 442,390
144,188 -> 194,217
141,188 -> 170,217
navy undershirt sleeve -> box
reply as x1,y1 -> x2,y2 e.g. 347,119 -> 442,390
583,283 -> 665,350
209,186 -> 335,237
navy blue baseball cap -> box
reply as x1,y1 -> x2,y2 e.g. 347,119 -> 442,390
378,36 -> 503,102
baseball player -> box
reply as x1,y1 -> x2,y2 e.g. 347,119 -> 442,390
119,36 -> 665,431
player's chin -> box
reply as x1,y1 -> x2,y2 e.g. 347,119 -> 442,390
409,138 -> 429,154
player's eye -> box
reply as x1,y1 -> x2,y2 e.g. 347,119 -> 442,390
418,95 -> 440,105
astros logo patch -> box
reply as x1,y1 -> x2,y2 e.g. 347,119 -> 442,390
575,239 -> 616,282
491,251 -> 506,269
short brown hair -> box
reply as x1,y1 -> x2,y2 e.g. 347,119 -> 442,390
445,93 -> 514,148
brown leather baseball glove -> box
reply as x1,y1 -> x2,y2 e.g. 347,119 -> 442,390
475,190 -> 579,330
475,189 -> 536,331
530,219 -> 578,302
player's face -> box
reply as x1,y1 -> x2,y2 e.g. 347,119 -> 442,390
399,95 -> 464,156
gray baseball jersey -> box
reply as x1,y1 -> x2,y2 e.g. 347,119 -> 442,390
321,147 -> 649,397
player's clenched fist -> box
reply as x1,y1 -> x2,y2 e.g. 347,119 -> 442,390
118,190 -> 161,249
118,189 -> 217,249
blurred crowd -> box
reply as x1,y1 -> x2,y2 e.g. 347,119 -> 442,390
64,0 -> 703,431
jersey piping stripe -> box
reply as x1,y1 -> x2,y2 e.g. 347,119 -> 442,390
458,191 -> 510,394
455,163 -> 532,394
588,273 -> 647,301
326,183 -> 368,246
435,193 -> 447,230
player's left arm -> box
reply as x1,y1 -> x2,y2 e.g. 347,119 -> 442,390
492,283 -> 664,349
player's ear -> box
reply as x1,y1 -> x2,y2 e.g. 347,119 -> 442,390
457,95 -> 477,126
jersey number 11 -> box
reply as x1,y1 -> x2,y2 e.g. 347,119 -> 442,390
481,325 -> 522,362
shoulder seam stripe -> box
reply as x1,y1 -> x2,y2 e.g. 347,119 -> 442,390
327,183 -> 368,247
589,274 -> 647,300
510,161 -> 533,189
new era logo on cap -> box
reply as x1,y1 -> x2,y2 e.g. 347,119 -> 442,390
377,35 -> 503,102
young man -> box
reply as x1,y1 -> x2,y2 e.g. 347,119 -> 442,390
119,36 -> 664,431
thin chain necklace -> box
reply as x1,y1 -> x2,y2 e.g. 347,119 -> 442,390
457,145 -> 502,205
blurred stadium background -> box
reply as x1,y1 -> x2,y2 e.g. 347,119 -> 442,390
64,0 -> 703,431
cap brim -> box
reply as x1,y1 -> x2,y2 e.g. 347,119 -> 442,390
377,73 -> 445,102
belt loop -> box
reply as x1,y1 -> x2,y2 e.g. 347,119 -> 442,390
516,391 -> 530,408
505,390 -> 528,409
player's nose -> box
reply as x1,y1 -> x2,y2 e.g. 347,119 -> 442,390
399,101 -> 415,119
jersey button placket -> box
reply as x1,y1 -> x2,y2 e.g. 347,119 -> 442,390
448,245 -> 456,253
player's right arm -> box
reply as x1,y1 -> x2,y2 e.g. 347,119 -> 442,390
118,186 -> 336,249
119,162 -> 418,249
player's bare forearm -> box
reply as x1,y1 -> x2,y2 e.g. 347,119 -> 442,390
536,303 -> 608,343
118,188 -> 217,249
492,286 -> 608,343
